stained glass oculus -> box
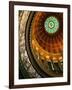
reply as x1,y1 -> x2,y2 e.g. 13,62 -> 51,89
44,16 -> 59,34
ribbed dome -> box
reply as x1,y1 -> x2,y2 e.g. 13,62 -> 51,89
32,12 -> 63,53
31,12 -> 63,62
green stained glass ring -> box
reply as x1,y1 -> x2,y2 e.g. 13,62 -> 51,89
44,16 -> 59,34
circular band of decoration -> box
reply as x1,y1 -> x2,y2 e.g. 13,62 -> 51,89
25,11 -> 63,77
